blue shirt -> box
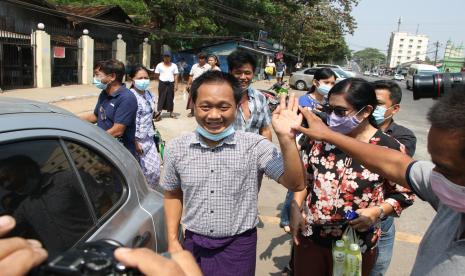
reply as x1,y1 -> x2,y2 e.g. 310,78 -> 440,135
298,93 -> 323,110
94,85 -> 138,155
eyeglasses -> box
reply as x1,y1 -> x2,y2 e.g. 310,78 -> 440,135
321,105 -> 350,117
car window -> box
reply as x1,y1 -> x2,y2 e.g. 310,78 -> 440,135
64,141 -> 125,220
0,140 -> 94,255
304,69 -> 316,75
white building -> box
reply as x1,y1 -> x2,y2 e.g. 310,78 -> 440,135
387,32 -> 429,68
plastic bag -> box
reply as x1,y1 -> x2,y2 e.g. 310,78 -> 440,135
340,226 -> 362,276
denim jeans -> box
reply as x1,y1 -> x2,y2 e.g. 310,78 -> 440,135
371,216 -> 395,276
280,190 -> 294,226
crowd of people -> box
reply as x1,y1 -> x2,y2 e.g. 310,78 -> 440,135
2,49 -> 465,276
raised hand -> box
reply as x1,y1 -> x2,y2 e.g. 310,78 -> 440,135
292,106 -> 331,142
271,93 -> 303,139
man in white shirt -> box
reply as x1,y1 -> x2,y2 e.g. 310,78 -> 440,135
154,51 -> 179,121
186,52 -> 211,117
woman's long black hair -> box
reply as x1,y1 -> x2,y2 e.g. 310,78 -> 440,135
129,64 -> 150,89
328,78 -> 379,128
308,67 -> 337,94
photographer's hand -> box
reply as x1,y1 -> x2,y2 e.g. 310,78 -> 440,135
115,248 -> 203,276
292,106 -> 331,141
0,215 -> 48,276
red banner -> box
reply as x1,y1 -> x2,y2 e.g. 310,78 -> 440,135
53,47 -> 65,59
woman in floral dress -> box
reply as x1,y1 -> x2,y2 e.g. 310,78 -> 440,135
129,66 -> 161,189
291,78 -> 415,276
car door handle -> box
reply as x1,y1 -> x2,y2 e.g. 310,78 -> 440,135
132,231 -> 151,248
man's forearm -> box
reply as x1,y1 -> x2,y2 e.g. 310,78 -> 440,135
106,123 -> 126,138
277,135 -> 305,191
293,189 -> 307,207
164,189 -> 183,243
323,130 -> 412,187
79,112 -> 97,123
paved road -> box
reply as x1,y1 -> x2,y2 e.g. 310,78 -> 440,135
46,76 -> 436,276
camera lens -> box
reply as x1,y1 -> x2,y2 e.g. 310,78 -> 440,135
413,72 -> 465,99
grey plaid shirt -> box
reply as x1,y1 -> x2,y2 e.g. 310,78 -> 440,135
160,131 -> 284,237
234,87 -> 272,134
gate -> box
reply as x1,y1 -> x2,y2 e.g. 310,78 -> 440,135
94,38 -> 113,65
49,25 -> 80,87
0,30 -> 33,90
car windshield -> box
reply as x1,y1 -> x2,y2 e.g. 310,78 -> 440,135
333,69 -> 349,78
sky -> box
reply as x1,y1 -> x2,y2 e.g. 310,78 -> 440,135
345,0 -> 465,58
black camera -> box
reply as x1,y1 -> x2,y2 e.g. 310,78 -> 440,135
413,72 -> 465,99
39,240 -> 140,276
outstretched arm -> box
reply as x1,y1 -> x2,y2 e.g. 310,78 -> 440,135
273,94 -> 305,192
293,108 -> 413,188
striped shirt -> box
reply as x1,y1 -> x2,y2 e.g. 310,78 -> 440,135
234,87 -> 272,134
160,131 -> 284,237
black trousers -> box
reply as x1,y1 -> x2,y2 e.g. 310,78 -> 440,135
157,81 -> 174,112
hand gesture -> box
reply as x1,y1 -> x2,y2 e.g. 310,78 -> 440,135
292,106 -> 332,142
0,215 -> 48,275
271,93 -> 302,139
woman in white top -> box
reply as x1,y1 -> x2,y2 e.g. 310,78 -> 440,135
207,55 -> 221,71
154,51 -> 179,120
129,65 -> 161,189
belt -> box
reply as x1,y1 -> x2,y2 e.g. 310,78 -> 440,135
159,80 -> 174,84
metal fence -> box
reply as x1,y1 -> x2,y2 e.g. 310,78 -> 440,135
0,29 -> 34,90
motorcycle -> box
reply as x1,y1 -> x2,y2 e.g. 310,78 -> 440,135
258,81 -> 289,112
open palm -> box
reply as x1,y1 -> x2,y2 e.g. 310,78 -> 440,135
272,93 -> 303,138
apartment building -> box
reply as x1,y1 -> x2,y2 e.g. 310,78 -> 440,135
387,32 -> 429,68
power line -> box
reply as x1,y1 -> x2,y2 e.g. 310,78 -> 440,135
5,0 -> 242,40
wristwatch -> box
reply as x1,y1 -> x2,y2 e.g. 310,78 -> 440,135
377,205 -> 385,220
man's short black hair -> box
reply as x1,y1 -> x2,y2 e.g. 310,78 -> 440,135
428,90 -> 465,155
428,90 -> 465,131
198,52 -> 207,59
373,80 -> 402,104
191,71 -> 242,104
94,59 -> 125,83
227,50 -> 257,72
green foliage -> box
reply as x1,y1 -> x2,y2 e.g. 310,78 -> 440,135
48,0 -> 358,61
353,48 -> 386,70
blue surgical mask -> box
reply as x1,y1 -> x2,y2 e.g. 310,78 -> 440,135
317,83 -> 332,96
373,106 -> 393,125
134,79 -> 150,91
94,77 -> 108,90
196,125 -> 235,141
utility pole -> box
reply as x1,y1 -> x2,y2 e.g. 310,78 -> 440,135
434,41 -> 440,66
397,17 -> 402,32
416,24 -> 419,35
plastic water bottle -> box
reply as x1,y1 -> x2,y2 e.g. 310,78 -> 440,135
332,240 -> 346,276
346,243 -> 362,276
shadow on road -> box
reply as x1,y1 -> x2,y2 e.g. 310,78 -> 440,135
259,232 -> 291,273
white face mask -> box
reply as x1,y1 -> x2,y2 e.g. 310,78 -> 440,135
430,171 -> 465,213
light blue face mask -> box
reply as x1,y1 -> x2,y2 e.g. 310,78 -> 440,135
317,84 -> 332,96
134,79 -> 150,91
196,125 -> 235,141
94,77 -> 108,90
373,105 -> 394,125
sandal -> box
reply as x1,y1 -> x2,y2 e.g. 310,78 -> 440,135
170,113 -> 178,119
187,113 -> 194,118
154,112 -> 161,121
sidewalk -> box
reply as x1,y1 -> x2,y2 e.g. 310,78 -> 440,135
0,78 -> 290,104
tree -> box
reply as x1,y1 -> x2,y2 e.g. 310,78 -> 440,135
352,48 -> 386,70
49,0 -> 358,60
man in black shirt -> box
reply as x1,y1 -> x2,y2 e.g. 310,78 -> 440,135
371,80 -> 417,276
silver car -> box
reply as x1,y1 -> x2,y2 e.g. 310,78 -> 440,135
0,97 -> 167,258
289,67 -> 349,90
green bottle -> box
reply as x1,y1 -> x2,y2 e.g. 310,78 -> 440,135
332,240 -> 346,276
346,243 -> 362,276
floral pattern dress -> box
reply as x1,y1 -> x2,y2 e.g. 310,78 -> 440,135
131,88 -> 161,189
301,130 -> 415,252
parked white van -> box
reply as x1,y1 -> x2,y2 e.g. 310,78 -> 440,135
405,64 -> 439,90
